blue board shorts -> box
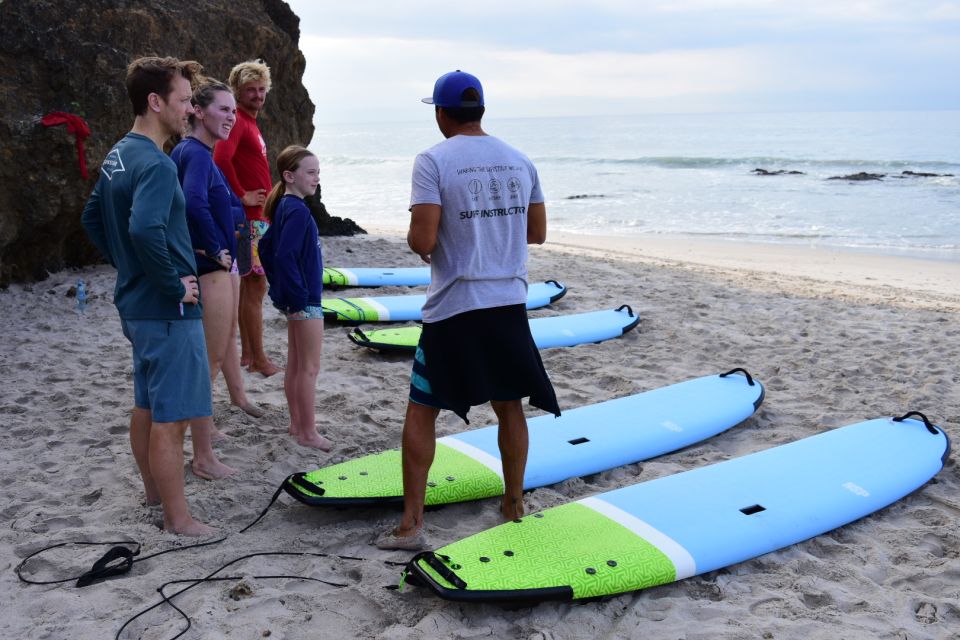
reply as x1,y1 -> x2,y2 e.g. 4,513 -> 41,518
121,318 -> 212,423
409,345 -> 450,412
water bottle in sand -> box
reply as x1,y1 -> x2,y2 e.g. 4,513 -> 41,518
76,279 -> 87,314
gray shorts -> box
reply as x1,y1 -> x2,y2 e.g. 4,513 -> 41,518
121,318 -> 212,423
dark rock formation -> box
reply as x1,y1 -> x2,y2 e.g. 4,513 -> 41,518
0,0 -> 362,286
826,172 -> 885,181
306,193 -> 364,237
565,194 -> 607,199
752,168 -> 805,176
897,170 -> 954,178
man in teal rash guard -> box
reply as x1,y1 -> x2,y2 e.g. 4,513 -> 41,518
82,56 -> 215,536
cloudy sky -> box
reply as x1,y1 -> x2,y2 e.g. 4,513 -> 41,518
285,0 -> 960,124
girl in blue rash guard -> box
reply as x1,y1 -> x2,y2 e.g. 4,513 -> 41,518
259,146 -> 332,451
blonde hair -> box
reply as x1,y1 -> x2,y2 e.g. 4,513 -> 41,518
263,145 -> 316,222
228,59 -> 272,93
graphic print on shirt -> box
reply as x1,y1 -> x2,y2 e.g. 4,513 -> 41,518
457,163 -> 528,222
102,149 -> 125,181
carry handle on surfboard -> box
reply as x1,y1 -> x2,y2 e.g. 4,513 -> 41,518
544,280 -> 566,303
719,367 -> 756,386
892,411 -> 940,435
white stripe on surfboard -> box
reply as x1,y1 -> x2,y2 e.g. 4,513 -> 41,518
579,496 -> 696,580
438,437 -> 505,485
363,297 -> 391,321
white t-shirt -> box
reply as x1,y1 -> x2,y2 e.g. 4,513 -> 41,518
410,134 -> 544,322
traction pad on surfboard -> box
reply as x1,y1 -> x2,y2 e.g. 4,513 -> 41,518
282,443 -> 504,507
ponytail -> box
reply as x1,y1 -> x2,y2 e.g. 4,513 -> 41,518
263,180 -> 286,223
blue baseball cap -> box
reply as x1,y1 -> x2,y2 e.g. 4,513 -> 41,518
422,70 -> 484,108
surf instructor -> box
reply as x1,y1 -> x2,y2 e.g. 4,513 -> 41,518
213,59 -> 280,378
376,70 -> 560,551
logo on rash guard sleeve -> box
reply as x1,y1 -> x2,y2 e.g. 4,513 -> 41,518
102,149 -> 126,181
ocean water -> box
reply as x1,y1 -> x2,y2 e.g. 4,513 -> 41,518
310,111 -> 960,261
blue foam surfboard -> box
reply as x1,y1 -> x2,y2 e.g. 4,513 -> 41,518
405,412 -> 950,603
321,280 -> 566,322
347,305 -> 640,353
323,267 -> 430,288
282,369 -> 764,507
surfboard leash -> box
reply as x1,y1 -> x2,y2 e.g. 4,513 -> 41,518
13,479 -> 294,588
14,474 -> 412,640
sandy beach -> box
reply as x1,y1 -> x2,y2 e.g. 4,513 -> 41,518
2,231 -> 958,640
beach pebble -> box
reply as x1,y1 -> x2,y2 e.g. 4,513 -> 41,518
229,579 -> 255,600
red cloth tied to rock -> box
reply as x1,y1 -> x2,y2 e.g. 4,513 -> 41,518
42,111 -> 91,179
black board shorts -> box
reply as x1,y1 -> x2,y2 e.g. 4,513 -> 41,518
410,303 -> 561,423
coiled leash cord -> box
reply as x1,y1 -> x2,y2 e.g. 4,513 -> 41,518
15,475 -> 408,640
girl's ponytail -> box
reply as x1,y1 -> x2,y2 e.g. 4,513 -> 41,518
263,179 -> 285,223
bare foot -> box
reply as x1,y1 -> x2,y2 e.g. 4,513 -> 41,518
295,431 -> 333,451
232,401 -> 265,418
164,518 -> 217,537
145,496 -> 161,507
501,495 -> 525,521
248,359 -> 282,378
211,428 -> 229,442
374,525 -> 426,550
240,354 -> 252,368
191,458 -> 238,480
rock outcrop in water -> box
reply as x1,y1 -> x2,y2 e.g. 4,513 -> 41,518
752,168 -> 805,176
897,170 -> 954,178
825,171 -> 954,182
0,0 -> 362,286
826,172 -> 885,181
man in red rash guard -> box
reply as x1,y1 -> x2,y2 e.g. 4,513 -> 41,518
214,59 -> 280,377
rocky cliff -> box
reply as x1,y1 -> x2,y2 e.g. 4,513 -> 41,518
0,0 -> 362,286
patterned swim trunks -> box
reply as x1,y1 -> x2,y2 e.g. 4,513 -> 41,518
237,219 -> 270,277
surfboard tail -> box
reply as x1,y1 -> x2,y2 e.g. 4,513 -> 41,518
404,551 -> 574,604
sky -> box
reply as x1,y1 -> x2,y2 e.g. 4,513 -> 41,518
285,0 -> 960,124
